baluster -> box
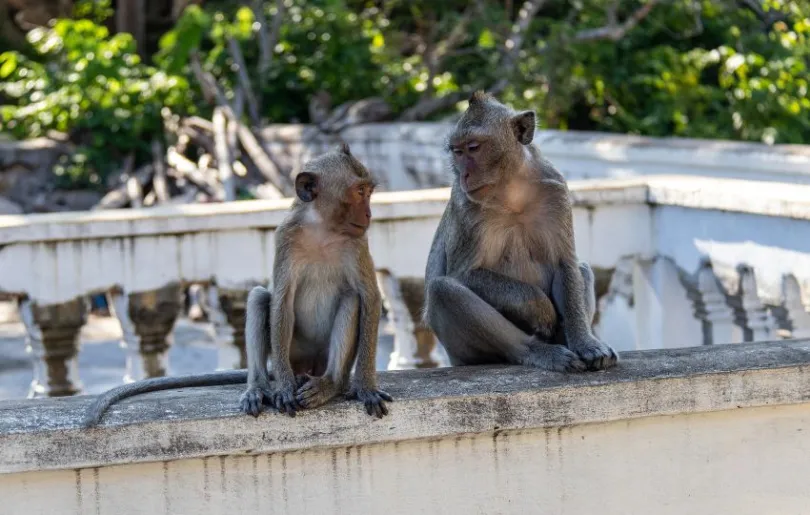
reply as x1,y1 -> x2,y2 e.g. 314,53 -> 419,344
782,274 -> 810,338
737,265 -> 775,341
399,277 -> 444,368
376,270 -> 421,370
696,261 -> 742,345
124,283 -> 183,378
18,296 -> 88,397
217,287 -> 256,369
109,289 -> 144,383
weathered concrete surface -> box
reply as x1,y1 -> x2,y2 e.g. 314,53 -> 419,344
258,123 -> 810,190
1,339 -> 810,476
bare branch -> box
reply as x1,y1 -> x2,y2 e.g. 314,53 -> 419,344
221,106 -> 294,196
399,89 -> 472,122
150,140 -> 170,204
226,37 -> 261,126
254,0 -> 286,77
498,0 -> 549,78
166,146 -> 221,198
402,0 -> 549,119
213,107 -> 236,202
574,0 -> 660,43
190,52 -> 229,107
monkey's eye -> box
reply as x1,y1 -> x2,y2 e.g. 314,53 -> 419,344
452,147 -> 463,156
468,142 -> 480,153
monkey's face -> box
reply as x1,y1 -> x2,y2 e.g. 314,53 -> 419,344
295,146 -> 376,239
339,179 -> 374,237
448,93 -> 538,203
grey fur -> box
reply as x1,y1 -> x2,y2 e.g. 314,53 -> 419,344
82,147 -> 391,428
424,92 -> 617,372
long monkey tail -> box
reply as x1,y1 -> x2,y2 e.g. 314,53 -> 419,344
81,369 -> 249,428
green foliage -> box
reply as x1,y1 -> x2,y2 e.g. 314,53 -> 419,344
1,0 -> 808,189
0,19 -> 191,188
504,0 -> 810,143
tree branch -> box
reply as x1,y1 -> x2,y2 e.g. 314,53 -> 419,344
573,0 -> 660,43
226,37 -> 261,126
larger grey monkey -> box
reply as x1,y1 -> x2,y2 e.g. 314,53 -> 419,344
424,91 -> 618,372
83,145 -> 391,427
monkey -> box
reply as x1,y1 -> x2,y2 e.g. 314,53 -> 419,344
82,144 -> 392,428
423,91 -> 618,373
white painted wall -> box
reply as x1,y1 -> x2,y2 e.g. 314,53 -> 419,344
3,176 -> 810,352
2,340 -> 810,515
258,123 -> 810,189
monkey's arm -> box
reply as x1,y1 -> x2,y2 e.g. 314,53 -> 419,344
268,263 -> 300,416
552,259 -> 617,370
347,253 -> 392,418
458,268 -> 557,338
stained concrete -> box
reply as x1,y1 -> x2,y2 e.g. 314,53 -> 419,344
1,338 -> 809,474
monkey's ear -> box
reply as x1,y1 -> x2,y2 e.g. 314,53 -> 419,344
511,111 -> 536,145
295,172 -> 319,202
339,142 -> 352,156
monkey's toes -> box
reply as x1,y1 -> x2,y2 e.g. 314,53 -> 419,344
239,387 -> 268,417
295,374 -> 312,388
271,389 -> 300,417
350,388 -> 393,418
572,337 -> 619,371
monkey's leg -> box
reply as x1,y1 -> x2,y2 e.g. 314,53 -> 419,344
240,286 -> 276,416
551,261 -> 617,371
296,295 -> 359,410
459,268 -> 557,340
426,276 -> 585,372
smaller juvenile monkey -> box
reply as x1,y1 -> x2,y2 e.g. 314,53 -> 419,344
82,145 -> 391,427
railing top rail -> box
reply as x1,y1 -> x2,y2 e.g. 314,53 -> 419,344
3,176 -> 810,246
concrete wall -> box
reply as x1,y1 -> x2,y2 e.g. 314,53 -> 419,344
259,124 -> 810,189
3,175 -> 810,352
2,339 -> 810,514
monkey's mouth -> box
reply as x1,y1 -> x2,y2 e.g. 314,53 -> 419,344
347,223 -> 369,235
465,183 -> 491,197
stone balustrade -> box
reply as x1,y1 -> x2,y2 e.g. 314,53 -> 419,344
259,123 -> 810,189
2,339 -> 810,514
2,175 -> 810,398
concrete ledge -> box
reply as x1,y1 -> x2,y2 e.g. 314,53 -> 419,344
4,176 -> 810,246
2,339 -> 810,475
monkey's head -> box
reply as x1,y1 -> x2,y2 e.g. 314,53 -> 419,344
294,143 -> 377,238
446,91 -> 536,202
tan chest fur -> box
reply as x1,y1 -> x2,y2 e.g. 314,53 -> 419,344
473,178 -> 557,284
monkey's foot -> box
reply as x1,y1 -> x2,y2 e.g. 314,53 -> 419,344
270,382 -> 302,417
295,377 -> 338,409
568,334 -> 618,371
240,384 -> 274,417
347,386 -> 393,419
522,338 -> 586,372
533,321 -> 556,343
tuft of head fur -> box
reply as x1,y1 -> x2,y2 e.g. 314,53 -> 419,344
469,90 -> 491,105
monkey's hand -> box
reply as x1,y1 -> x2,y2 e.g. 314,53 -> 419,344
567,333 -> 618,371
240,382 -> 274,417
269,379 -> 302,417
347,385 -> 393,419
295,376 -> 338,410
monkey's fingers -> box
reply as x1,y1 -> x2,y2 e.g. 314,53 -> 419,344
377,390 -> 394,403
239,388 -> 266,417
